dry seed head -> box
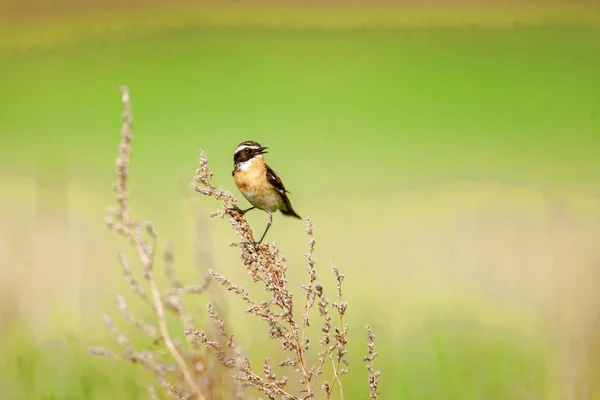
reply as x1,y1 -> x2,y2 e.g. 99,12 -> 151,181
364,325 -> 381,399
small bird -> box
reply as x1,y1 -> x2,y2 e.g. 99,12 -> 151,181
232,140 -> 302,244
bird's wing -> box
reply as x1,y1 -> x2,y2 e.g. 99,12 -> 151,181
266,163 -> 301,218
265,164 -> 289,196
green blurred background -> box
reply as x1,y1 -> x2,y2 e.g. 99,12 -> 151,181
1,1 -> 600,399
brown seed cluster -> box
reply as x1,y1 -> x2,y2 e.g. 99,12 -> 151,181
91,86 -> 381,400
364,325 -> 381,399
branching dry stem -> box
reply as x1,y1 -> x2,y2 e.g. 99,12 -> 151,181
101,86 -> 205,400
92,85 -> 382,400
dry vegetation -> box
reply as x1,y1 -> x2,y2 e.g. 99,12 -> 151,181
90,86 -> 380,399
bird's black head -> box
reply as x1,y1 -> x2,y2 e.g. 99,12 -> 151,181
233,140 -> 269,165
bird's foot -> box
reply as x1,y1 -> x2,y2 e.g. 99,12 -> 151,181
225,206 -> 242,216
239,239 -> 266,250
225,206 -> 256,217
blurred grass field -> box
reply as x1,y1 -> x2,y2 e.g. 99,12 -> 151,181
1,1 -> 600,399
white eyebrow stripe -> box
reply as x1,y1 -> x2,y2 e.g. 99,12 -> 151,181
235,145 -> 259,154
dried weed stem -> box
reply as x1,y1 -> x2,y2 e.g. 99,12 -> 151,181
92,86 -> 382,400
93,86 -> 213,400
190,147 -> 359,399
364,325 -> 381,399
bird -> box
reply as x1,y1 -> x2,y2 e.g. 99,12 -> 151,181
231,140 -> 302,244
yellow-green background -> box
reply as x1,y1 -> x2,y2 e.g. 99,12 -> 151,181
1,1 -> 600,399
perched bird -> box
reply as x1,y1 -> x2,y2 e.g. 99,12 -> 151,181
232,140 -> 301,244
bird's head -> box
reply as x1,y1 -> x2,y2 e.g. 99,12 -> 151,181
233,140 -> 269,165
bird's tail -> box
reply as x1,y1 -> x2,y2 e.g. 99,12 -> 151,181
280,197 -> 302,219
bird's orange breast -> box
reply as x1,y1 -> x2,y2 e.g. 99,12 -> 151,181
234,159 -> 283,212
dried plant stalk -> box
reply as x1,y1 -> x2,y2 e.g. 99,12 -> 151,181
364,325 -> 381,400
190,147 -> 364,399
92,86 -> 213,400
92,85 -> 382,400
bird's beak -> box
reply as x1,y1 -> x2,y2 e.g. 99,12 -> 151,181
259,146 -> 269,154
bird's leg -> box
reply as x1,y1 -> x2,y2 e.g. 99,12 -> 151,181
239,206 -> 256,216
255,211 -> 273,244
225,205 -> 256,216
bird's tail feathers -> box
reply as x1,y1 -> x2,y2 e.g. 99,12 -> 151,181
280,197 -> 302,219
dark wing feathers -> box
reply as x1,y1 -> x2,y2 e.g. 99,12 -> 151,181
265,164 -> 287,196
266,164 -> 301,219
